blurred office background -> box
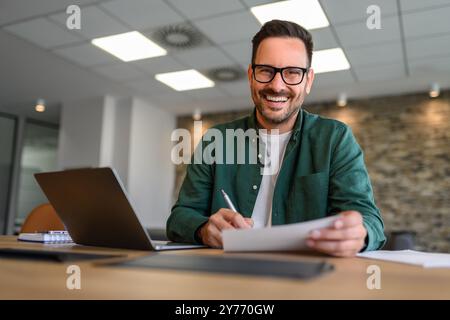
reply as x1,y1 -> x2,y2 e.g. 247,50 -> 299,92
0,0 -> 449,252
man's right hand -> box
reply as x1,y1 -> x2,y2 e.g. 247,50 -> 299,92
197,209 -> 253,248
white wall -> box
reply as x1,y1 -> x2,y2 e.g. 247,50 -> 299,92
99,96 -> 132,187
58,97 -> 105,169
58,95 -> 176,229
128,98 -> 176,229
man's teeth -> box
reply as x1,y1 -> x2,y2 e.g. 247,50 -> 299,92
265,95 -> 288,102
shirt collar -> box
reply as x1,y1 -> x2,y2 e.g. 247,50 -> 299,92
247,107 -> 304,141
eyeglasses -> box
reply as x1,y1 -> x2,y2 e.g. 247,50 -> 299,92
252,64 -> 308,85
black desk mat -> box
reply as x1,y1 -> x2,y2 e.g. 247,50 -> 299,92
0,248 -> 124,263
109,253 -> 334,279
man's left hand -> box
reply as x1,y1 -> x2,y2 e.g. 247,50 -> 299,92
307,211 -> 367,257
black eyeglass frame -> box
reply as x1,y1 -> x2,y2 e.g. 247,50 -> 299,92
251,64 -> 309,85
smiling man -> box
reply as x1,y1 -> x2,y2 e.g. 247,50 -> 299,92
167,20 -> 386,257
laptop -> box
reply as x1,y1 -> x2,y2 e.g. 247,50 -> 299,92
34,167 -> 206,251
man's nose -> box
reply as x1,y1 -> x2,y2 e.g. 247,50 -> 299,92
269,71 -> 286,92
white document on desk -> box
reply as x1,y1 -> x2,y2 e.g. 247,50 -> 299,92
222,215 -> 339,252
357,250 -> 450,268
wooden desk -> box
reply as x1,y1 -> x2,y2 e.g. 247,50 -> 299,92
1,236 -> 449,299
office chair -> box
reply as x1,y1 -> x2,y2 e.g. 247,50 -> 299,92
384,231 -> 416,250
20,203 -> 65,233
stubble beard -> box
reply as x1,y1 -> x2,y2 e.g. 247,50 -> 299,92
256,102 -> 300,124
254,90 -> 304,125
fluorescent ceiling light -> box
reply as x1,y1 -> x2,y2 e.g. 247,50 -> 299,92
250,0 -> 329,30
312,48 -> 350,74
91,31 -> 167,62
155,69 -> 215,91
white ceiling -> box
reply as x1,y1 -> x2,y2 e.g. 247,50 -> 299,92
1,0 -> 450,121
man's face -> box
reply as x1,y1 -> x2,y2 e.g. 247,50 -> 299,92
248,37 -> 314,125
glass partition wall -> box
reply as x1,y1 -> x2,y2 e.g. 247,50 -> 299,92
0,114 -> 17,234
14,121 -> 59,232
0,113 -> 59,235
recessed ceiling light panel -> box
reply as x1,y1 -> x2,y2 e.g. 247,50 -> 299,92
92,31 -> 167,62
251,0 -> 329,30
312,48 -> 350,74
155,69 -> 215,91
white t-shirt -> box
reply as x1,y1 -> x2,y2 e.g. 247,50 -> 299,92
251,130 -> 292,228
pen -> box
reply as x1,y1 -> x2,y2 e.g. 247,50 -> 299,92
220,189 -> 238,212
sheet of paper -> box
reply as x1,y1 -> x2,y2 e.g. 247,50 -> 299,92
357,250 -> 450,268
222,215 -> 339,252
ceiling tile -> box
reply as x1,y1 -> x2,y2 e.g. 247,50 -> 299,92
242,0 -> 274,7
167,0 -> 244,20
4,17 -> 83,49
310,28 -> 339,50
53,43 -> 118,66
186,87 -> 229,100
345,42 -> 403,67
321,0 -> 398,25
126,78 -> 174,96
334,16 -> 400,48
400,0 -> 450,11
402,6 -> 450,39
0,0 -> 98,26
4,0 -> 449,115
221,40 -> 252,66
313,70 -> 355,88
100,0 -> 184,30
93,63 -> 146,81
193,11 -> 260,44
49,5 -> 129,39
174,46 -> 234,70
409,56 -> 450,75
219,79 -> 250,98
132,55 -> 187,75
406,34 -> 450,60
354,63 -> 405,82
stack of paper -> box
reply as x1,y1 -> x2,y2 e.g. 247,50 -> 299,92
18,231 -> 73,243
222,216 -> 338,252
357,250 -> 450,268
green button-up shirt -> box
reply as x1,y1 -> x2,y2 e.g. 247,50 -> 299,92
167,108 -> 386,251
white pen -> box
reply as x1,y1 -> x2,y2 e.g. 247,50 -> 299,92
220,189 -> 238,212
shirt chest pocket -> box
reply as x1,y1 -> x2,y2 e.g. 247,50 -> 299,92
287,171 -> 329,222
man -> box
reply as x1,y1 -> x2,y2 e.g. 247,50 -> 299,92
167,20 -> 385,257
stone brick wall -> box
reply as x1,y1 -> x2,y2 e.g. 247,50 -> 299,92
174,90 -> 450,252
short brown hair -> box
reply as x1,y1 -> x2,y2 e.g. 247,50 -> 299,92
251,19 -> 313,67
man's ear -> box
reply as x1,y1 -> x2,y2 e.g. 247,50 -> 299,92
305,68 -> 315,95
247,64 -> 253,84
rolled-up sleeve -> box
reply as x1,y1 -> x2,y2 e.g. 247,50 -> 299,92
329,125 -> 386,251
166,138 -> 213,244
